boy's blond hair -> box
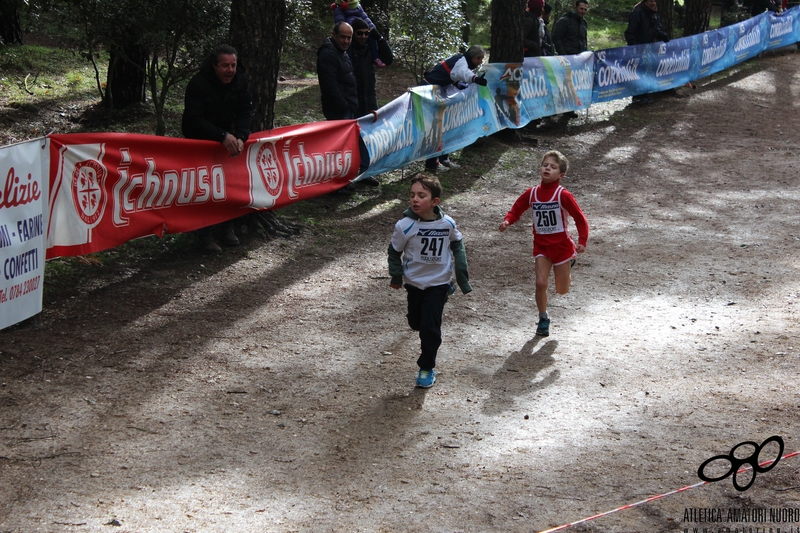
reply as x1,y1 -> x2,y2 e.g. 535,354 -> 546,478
411,173 -> 442,199
541,150 -> 569,174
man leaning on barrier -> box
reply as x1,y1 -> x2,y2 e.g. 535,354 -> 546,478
182,44 -> 253,254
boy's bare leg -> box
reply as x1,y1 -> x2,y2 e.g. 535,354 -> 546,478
534,256 -> 553,314
553,261 -> 572,295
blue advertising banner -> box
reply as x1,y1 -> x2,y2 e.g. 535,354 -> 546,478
650,37 -> 696,91
764,9 -> 799,50
408,83 -> 498,162
694,28 -> 734,80
593,44 -> 656,102
484,52 -> 594,129
358,93 -> 417,179
731,14 -> 769,64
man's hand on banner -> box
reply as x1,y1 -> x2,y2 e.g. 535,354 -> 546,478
222,133 -> 244,157
472,73 -> 488,86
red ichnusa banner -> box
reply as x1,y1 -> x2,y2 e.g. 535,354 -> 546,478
46,120 -> 361,259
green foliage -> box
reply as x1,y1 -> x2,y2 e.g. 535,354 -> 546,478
390,0 -> 467,83
0,44 -> 102,101
586,14 -> 628,50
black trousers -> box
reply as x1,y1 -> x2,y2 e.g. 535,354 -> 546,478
405,284 -> 449,370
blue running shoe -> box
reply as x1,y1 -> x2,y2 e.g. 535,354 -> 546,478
536,318 -> 550,337
416,369 -> 436,388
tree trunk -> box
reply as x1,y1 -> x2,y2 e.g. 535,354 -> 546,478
656,0 -> 674,38
103,40 -> 148,110
230,0 -> 287,132
0,0 -> 22,45
461,0 -> 470,48
490,0 -> 526,63
683,0 -> 713,36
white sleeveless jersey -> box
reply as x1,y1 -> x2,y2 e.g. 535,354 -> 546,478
531,185 -> 568,236
390,214 -> 463,290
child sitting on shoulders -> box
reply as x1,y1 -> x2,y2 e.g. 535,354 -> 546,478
331,0 -> 387,67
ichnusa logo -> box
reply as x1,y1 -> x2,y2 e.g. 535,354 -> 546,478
697,435 -> 783,491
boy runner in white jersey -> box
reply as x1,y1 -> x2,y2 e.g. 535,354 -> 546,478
499,150 -> 589,337
388,174 -> 472,388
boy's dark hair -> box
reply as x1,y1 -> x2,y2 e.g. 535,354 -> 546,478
542,150 -> 569,174
575,0 -> 588,6
411,173 -> 442,199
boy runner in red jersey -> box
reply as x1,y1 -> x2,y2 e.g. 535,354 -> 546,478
499,150 -> 588,337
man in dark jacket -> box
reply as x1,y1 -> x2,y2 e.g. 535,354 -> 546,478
625,0 -> 669,46
523,0 -> 544,57
349,18 -> 393,118
542,4 -> 555,56
553,0 -> 589,55
625,0 -> 668,104
182,44 -> 252,253
317,22 -> 359,121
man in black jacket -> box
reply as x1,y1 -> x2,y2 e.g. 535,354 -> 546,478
553,0 -> 589,55
317,22 -> 359,121
625,0 -> 669,46
182,44 -> 252,253
349,18 -> 393,118
625,0 -> 669,103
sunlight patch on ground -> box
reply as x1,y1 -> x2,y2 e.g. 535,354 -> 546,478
728,70 -> 778,93
600,145 -> 637,162
354,198 -> 402,221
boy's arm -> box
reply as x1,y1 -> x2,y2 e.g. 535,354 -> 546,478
562,191 -> 589,246
387,243 -> 403,287
450,240 -> 473,294
501,188 -> 533,229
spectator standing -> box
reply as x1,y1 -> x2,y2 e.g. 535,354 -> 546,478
552,0 -> 589,55
317,22 -> 358,121
625,0 -> 669,103
524,0 -> 544,57
348,18 -> 393,118
182,44 -> 252,253
422,45 -> 487,172
541,4 -> 555,56
625,0 -> 669,45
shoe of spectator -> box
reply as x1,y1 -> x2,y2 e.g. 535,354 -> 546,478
199,234 -> 222,254
223,226 -> 239,246
337,183 -> 356,195
358,176 -> 380,186
425,162 -> 449,172
440,158 -> 460,169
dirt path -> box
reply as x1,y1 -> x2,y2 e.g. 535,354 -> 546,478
1,50 -> 800,533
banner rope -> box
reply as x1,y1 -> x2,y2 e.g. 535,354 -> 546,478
536,450 -> 800,533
